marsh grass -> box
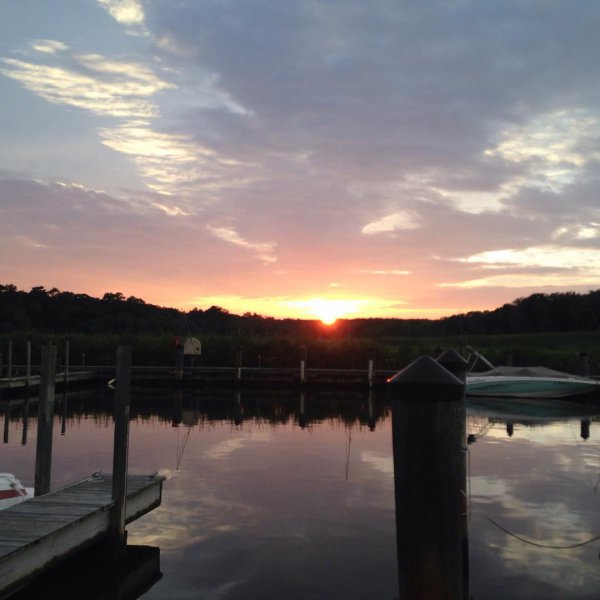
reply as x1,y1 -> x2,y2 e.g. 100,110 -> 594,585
1,331 -> 598,374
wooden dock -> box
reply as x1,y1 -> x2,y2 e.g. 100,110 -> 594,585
1,365 -> 398,391
0,473 -> 165,599
130,365 -> 397,388
0,371 -> 98,390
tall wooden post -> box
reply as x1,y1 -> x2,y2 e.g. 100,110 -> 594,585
235,348 -> 243,382
7,340 -> 12,379
111,345 -> 132,550
3,405 -> 9,444
175,347 -> 184,381
300,345 -> 307,384
35,344 -> 57,496
61,385 -> 68,436
21,398 -> 30,446
25,340 -> 31,390
64,339 -> 70,387
388,355 -> 468,600
368,359 -> 374,389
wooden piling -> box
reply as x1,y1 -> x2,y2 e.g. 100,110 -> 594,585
64,339 -> 70,387
25,340 -> 31,390
34,344 -> 57,497
235,348 -> 243,382
61,387 -> 68,436
3,404 -> 8,444
175,347 -> 184,381
368,359 -> 374,389
7,340 -> 12,379
111,345 -> 132,550
388,355 -> 468,600
21,398 -> 30,446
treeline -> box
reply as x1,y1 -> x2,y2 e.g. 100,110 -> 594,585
1,284 -> 600,337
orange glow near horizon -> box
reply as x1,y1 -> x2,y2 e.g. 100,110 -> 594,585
171,292 -> 463,320
272,297 -> 363,323
15,279 -> 468,320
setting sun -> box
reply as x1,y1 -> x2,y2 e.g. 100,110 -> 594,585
292,298 -> 362,325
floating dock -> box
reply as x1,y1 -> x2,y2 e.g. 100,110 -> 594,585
130,365 -> 396,389
0,473 -> 165,599
1,366 -> 396,391
0,371 -> 98,390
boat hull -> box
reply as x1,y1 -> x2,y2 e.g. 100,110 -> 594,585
0,474 -> 31,510
466,375 -> 600,399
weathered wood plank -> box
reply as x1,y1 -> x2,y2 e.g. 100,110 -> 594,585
0,473 -> 164,598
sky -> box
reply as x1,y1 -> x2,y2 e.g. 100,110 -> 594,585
1,0 -> 600,322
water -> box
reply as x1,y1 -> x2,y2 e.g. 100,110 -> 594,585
2,388 -> 600,599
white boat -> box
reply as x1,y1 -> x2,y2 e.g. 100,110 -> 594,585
0,473 -> 32,509
465,350 -> 600,399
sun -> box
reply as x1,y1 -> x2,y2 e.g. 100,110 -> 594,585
304,298 -> 358,325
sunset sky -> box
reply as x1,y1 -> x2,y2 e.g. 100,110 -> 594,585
1,1 -> 600,322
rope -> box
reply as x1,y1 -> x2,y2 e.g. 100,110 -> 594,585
487,516 -> 600,549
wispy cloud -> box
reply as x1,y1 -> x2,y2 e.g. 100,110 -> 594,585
0,38 -> 254,198
363,270 -> 411,276
207,225 -> 277,264
0,56 -> 169,118
361,211 -> 421,235
441,273 -> 600,289
458,246 -> 600,270
29,39 -> 68,54
442,245 -> 600,289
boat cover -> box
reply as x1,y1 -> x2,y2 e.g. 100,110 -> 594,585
475,366 -> 579,379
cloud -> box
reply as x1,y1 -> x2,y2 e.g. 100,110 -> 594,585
29,39 -> 69,54
485,109 -> 600,192
0,34 -> 259,198
97,0 -> 145,25
206,225 -> 277,264
0,57 -> 167,118
458,246 -> 600,270
363,270 -> 411,276
441,245 -> 600,288
362,211 -> 421,235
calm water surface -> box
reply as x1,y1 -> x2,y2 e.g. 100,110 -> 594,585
3,388 -> 600,599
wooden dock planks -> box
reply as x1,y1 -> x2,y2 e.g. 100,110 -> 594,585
0,473 -> 165,598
